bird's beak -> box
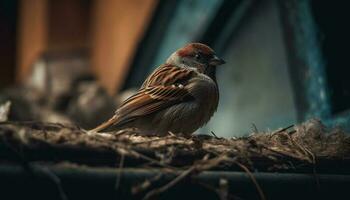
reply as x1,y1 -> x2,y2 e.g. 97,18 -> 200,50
210,55 -> 225,66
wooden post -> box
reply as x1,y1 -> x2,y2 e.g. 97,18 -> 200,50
17,0 -> 157,94
91,0 -> 157,95
17,0 -> 48,82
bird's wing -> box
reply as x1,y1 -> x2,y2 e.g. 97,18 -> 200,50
90,65 -> 196,132
115,65 -> 196,125
141,63 -> 195,88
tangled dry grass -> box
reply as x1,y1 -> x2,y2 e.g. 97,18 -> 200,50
0,119 -> 349,199
0,119 -> 349,172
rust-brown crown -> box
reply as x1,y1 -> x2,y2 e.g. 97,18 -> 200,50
177,43 -> 215,58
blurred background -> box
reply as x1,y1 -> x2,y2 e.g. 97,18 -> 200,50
0,0 -> 349,137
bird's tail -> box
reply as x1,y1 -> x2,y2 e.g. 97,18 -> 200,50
88,115 -> 118,133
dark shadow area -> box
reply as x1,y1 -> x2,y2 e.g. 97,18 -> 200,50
311,1 -> 350,114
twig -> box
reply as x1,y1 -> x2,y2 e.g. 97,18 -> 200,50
303,147 -> 320,191
132,137 -> 177,145
167,131 -> 176,136
143,166 -> 196,200
210,131 -> 219,139
270,124 -> 295,137
251,123 -> 259,133
284,133 -> 313,163
130,149 -> 178,170
1,137 -> 68,200
141,155 -> 229,199
132,173 -> 163,194
115,153 -> 125,191
36,166 -> 68,200
232,161 -> 266,200
261,144 -> 305,161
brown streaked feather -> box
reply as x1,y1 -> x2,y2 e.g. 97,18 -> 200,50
141,64 -> 195,88
91,65 -> 196,132
118,86 -> 188,113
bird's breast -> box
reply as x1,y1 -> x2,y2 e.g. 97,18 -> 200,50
188,74 -> 218,100
187,74 -> 219,122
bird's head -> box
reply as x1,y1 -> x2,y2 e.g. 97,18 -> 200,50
166,43 -> 225,75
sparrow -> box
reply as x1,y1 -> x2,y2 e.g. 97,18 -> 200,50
89,43 -> 225,135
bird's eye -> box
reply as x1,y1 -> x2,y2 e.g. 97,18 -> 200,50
194,53 -> 201,60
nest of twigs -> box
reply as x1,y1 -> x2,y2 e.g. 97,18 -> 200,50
0,119 -> 349,174
1,119 -> 350,200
